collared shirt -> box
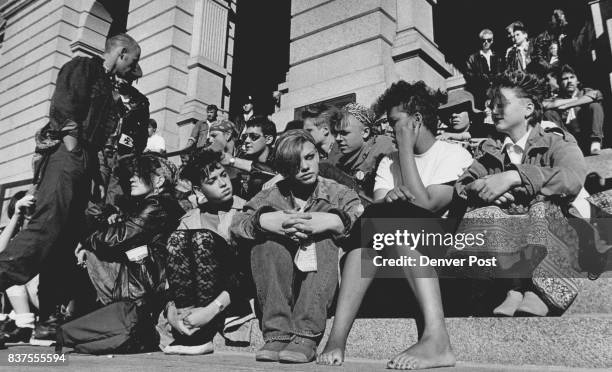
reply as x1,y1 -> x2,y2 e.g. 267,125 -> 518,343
502,127 -> 532,165
479,49 -> 492,70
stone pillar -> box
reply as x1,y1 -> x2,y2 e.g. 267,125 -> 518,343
178,0 -> 233,127
70,0 -> 112,57
272,0 -> 453,131
392,0 -> 452,89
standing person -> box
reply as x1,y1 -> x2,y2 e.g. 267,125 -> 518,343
144,119 -> 166,154
184,104 -> 219,151
0,34 -> 142,335
505,23 -> 534,73
533,10 -> 569,70
464,29 -> 503,110
233,95 -> 255,139
231,130 -> 363,364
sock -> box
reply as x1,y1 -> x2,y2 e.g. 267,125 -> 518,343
591,141 -> 601,154
11,313 -> 35,329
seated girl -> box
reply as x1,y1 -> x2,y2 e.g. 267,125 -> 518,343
0,192 -> 38,347
453,70 -> 588,316
231,130 -> 363,364
158,149 -> 252,355
79,154 -> 184,308
318,80 -> 471,370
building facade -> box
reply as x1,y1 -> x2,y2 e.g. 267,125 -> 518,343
0,0 -> 610,198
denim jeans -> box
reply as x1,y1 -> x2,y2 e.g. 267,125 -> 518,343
250,237 -> 338,342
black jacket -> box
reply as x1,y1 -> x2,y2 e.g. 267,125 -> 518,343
464,51 -> 503,108
85,193 -> 185,299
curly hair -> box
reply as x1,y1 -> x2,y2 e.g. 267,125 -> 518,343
179,148 -> 224,186
372,80 -> 447,134
488,70 -> 546,126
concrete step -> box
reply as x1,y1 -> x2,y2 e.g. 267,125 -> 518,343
215,314 -> 612,369
215,278 -> 612,369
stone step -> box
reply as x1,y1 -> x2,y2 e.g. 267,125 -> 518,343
214,277 -> 612,369
215,314 -> 612,369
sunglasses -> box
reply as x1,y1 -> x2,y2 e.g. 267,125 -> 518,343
481,38 -> 493,43
241,133 -> 263,141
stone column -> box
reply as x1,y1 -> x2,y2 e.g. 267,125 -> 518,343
70,0 -> 112,57
178,0 -> 233,127
272,0 -> 453,131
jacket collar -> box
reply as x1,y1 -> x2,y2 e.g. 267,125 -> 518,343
481,123 -> 552,165
178,196 -> 245,230
277,176 -> 333,205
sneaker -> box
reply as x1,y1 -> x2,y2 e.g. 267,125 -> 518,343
2,327 -> 33,345
255,340 -> 290,362
591,141 -> 602,155
278,336 -> 317,363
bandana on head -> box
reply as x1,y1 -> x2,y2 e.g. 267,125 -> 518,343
342,103 -> 374,127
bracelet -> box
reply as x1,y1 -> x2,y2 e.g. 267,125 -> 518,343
213,299 -> 225,313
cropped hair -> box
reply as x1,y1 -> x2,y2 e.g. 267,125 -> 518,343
488,70 -> 545,126
372,80 -> 447,134
180,149 -> 223,186
274,130 -> 317,178
7,190 -> 27,219
479,29 -> 493,39
559,64 -> 578,78
148,118 -> 157,130
301,103 -> 334,129
246,116 -> 278,143
105,33 -> 139,53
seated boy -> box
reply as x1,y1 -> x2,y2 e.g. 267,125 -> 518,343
231,130 -> 363,363
318,80 -> 473,370
158,149 -> 253,355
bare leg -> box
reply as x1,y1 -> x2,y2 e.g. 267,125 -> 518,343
387,246 -> 455,370
317,248 -> 376,366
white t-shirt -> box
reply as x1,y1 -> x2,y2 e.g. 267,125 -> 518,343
145,133 -> 166,153
374,140 -> 473,194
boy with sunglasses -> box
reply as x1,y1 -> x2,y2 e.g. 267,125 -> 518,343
218,116 -> 277,200
465,29 -> 503,110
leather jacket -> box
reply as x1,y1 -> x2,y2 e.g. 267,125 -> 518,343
85,193 -> 185,298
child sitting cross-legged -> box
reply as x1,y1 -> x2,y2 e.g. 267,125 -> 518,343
158,149 -> 253,355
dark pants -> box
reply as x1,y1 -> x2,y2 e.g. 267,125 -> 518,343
251,237 -> 339,342
544,102 -> 605,153
0,143 -> 91,317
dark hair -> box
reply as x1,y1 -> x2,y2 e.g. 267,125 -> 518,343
274,130 -> 317,178
207,104 -> 218,112
488,70 -> 545,126
513,22 -> 528,35
124,154 -> 176,192
285,120 -> 304,131
372,80 -> 446,134
559,64 -> 577,79
246,116 -> 277,144
7,190 -> 27,219
148,118 -> 157,129
180,149 -> 224,186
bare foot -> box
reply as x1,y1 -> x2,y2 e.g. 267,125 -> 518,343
316,339 -> 345,366
387,333 -> 455,370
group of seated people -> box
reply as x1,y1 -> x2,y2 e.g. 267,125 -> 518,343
463,9 -> 606,156
1,69 -> 610,370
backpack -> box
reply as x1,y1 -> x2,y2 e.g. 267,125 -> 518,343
56,263 -> 159,354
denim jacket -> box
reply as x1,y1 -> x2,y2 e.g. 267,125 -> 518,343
455,123 -> 586,203
230,177 -> 363,245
